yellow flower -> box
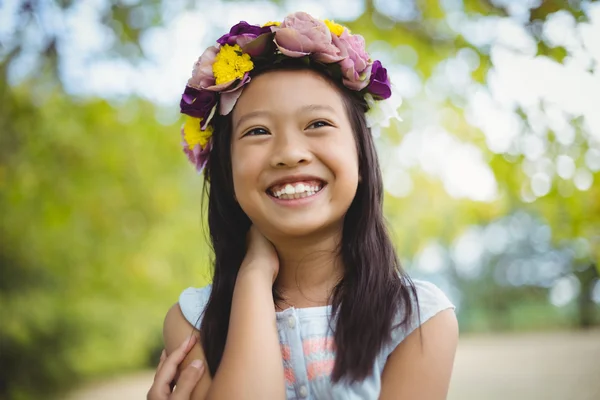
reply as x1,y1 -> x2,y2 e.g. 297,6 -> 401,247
262,21 -> 281,27
183,116 -> 213,150
212,44 -> 254,85
324,19 -> 348,36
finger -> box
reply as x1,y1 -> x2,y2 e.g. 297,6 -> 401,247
147,380 -> 171,400
147,386 -> 168,400
171,360 -> 204,400
157,350 -> 167,371
153,335 -> 197,388
148,351 -> 174,400
152,350 -> 168,383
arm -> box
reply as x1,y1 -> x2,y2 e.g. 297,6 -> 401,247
163,272 -> 285,400
163,227 -> 286,400
163,304 -> 211,399
379,309 -> 459,400
208,267 -> 285,399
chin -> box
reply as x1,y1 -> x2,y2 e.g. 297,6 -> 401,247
267,216 -> 342,240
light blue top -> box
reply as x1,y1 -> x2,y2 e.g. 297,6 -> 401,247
178,279 -> 455,400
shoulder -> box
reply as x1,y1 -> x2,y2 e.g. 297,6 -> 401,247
162,288 -> 213,396
380,305 -> 458,399
389,279 -> 456,349
163,284 -> 212,349
378,279 -> 458,399
177,284 -> 213,329
411,279 -> 455,323
162,286 -> 212,370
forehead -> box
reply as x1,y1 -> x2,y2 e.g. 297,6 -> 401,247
232,69 -> 345,120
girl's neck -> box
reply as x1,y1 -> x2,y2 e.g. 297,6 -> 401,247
272,228 -> 343,309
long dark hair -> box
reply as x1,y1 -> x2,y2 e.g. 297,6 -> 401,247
199,62 -> 418,383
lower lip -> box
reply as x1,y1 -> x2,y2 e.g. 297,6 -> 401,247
267,186 -> 326,207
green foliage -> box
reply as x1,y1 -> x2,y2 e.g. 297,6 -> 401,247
0,83 -> 212,398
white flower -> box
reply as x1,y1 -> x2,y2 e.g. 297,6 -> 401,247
365,85 -> 403,137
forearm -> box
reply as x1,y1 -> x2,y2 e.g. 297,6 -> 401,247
207,267 -> 285,400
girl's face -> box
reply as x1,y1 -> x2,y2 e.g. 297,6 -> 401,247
230,69 -> 359,238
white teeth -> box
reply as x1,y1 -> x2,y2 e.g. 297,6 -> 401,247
270,183 -> 324,199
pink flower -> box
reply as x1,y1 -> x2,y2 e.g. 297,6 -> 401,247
273,12 -> 343,63
187,46 -> 220,90
188,45 -> 251,93
219,73 -> 251,115
334,30 -> 372,91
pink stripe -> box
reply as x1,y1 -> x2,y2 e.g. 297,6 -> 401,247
307,359 -> 335,381
284,367 -> 296,385
280,344 -> 291,361
302,336 -> 335,356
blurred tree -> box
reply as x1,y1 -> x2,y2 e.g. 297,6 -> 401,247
347,0 -> 599,327
0,79 -> 212,398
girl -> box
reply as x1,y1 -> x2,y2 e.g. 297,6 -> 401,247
155,12 -> 458,400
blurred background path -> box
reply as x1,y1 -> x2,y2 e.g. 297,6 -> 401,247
68,329 -> 600,400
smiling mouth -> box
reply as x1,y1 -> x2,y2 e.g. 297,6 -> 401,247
267,181 -> 326,200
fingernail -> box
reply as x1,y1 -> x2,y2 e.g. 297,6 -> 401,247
190,359 -> 203,370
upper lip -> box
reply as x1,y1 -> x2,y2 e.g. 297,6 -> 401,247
266,174 -> 327,191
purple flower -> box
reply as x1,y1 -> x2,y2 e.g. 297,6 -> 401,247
180,86 -> 217,121
335,30 -> 372,91
217,21 -> 272,47
367,60 -> 391,99
272,12 -> 343,63
241,31 -> 275,57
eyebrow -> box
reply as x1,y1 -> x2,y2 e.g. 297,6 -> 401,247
299,104 -> 336,114
234,104 -> 337,132
234,110 -> 272,132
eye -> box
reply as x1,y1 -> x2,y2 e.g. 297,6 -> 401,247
307,120 -> 332,129
243,127 -> 270,137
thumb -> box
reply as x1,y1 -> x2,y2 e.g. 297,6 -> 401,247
170,360 -> 204,399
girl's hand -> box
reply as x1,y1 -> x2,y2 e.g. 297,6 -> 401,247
147,336 -> 205,400
241,225 -> 279,283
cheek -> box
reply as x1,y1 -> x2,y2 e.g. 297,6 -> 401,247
323,132 -> 360,178
231,155 -> 251,197
230,146 -> 264,210
318,137 -> 360,206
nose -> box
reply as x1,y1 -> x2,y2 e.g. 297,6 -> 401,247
269,130 -> 312,168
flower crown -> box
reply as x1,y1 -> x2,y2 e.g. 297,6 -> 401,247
179,11 -> 399,172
